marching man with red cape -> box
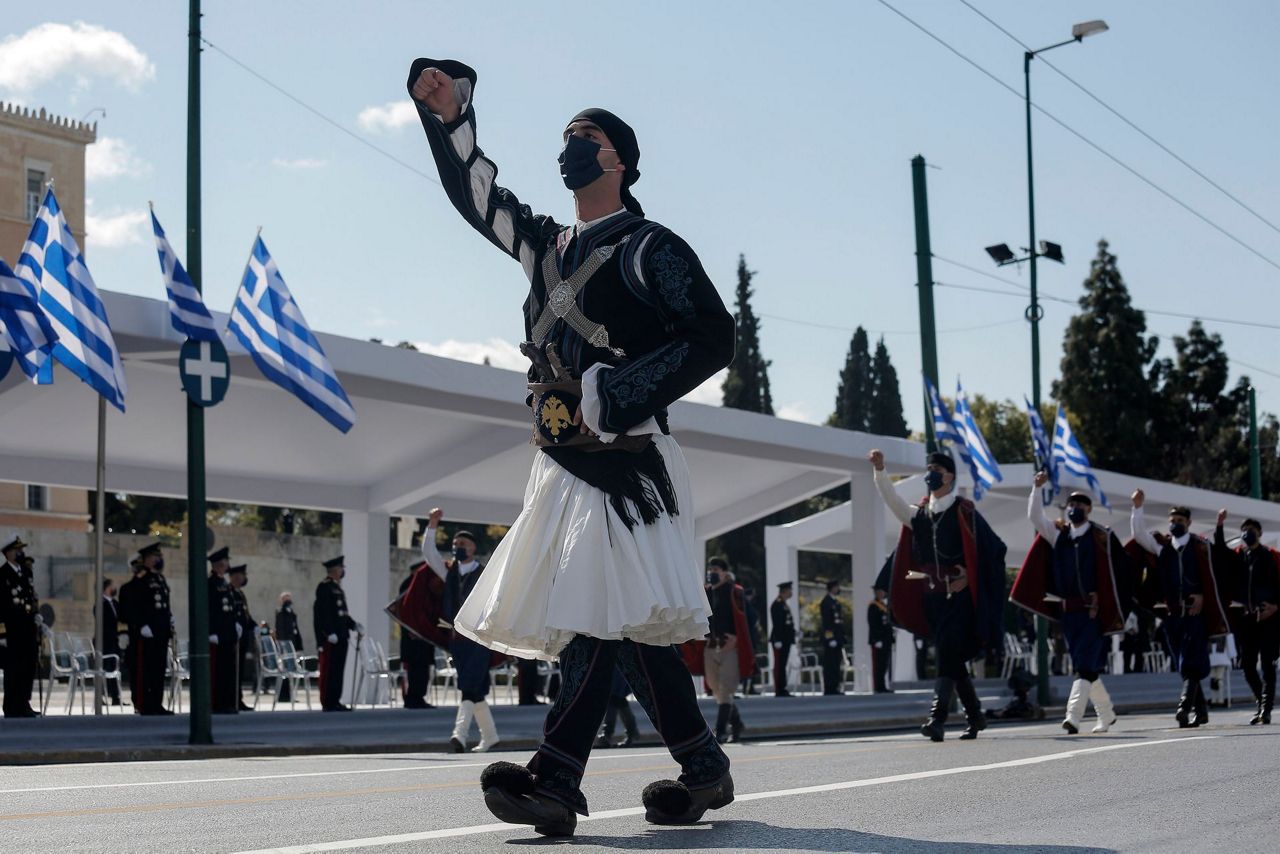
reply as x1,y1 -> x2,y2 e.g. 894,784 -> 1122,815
1010,471 -> 1129,734
869,449 -> 1007,742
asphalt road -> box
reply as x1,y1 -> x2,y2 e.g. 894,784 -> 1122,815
1,712 -> 1275,853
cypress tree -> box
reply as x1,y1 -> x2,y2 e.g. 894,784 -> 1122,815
721,254 -> 774,415
830,327 -> 872,430
868,336 -> 909,438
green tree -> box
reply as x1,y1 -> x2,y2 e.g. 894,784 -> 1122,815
1053,239 -> 1160,476
829,326 -> 872,430
721,254 -> 773,415
966,395 -> 1034,464
868,337 -> 909,438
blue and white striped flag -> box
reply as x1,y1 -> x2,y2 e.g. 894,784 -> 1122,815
924,375 -> 964,446
16,188 -> 127,410
954,380 -> 1002,500
1051,406 -> 1108,509
1024,397 -> 1056,482
151,208 -> 218,342
0,257 -> 58,379
227,235 -> 356,433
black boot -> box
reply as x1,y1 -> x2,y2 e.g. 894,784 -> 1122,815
954,677 -> 987,740
1193,681 -> 1209,726
1175,679 -> 1195,728
714,703 -> 731,744
728,704 -> 745,743
480,762 -> 577,838
1260,682 -> 1274,725
922,678 -> 953,742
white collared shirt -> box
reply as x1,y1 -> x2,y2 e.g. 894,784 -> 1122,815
1028,488 -> 1091,542
875,468 -> 957,526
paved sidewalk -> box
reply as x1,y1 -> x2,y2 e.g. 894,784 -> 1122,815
0,672 -> 1254,765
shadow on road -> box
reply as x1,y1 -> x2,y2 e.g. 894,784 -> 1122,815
506,820 -> 1115,852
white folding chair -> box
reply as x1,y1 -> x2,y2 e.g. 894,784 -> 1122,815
799,652 -> 822,695
47,631 -> 80,714
354,640 -> 395,708
433,647 -> 457,706
256,636 -> 284,710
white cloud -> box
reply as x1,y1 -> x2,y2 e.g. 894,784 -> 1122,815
271,157 -> 328,170
356,100 -> 417,133
684,369 -> 727,406
85,208 -> 148,248
415,337 -> 527,371
86,136 -> 149,180
0,22 -> 154,95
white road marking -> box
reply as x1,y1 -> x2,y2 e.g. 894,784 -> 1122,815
230,735 -> 1217,853
0,751 -> 676,795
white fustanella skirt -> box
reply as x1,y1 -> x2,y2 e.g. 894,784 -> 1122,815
453,435 -> 710,660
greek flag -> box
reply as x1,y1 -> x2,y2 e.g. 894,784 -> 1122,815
151,208 -> 218,342
0,257 -> 58,379
924,375 -> 964,446
954,380 -> 1002,499
16,188 -> 127,411
1024,397 -> 1055,480
227,235 -> 356,433
1051,406 -> 1108,508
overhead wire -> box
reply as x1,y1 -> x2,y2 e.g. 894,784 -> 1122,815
873,0 -> 1280,275
956,0 -> 1280,238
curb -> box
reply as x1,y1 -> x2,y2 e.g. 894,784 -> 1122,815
0,697 -> 1192,766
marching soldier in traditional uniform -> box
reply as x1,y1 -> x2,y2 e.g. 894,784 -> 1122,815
1213,511 -> 1279,724
820,580 -> 847,695
1,535 -> 41,717
1129,491 -> 1229,727
229,564 -> 255,711
419,524 -> 501,751
207,547 -> 239,714
314,556 -> 360,712
700,558 -> 753,742
118,543 -> 173,715
868,584 -> 894,693
870,449 -> 1008,741
1012,472 -> 1128,733
769,581 -> 796,697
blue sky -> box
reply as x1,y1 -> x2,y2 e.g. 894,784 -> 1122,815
4,1 -> 1278,435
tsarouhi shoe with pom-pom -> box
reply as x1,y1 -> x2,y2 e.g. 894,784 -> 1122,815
642,772 -> 734,825
479,762 -> 577,838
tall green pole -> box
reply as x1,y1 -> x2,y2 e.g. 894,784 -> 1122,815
186,0 -> 212,744
1249,387 -> 1262,500
1024,51 -> 1051,708
912,155 -> 939,452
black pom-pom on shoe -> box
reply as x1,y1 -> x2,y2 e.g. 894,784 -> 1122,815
480,761 -> 535,796
642,780 -> 692,817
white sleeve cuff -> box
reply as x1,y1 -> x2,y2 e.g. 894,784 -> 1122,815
580,362 -> 659,443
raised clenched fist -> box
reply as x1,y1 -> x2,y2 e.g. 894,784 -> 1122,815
1216,508 -> 1228,527
428,507 -> 444,527
411,67 -> 460,123
1131,488 -> 1145,509
868,449 -> 885,471
1033,470 -> 1050,489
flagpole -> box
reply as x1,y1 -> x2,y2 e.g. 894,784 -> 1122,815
186,0 -> 213,745
93,395 -> 105,715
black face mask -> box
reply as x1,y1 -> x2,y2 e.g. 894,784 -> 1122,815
1067,506 -> 1088,525
558,134 -> 616,190
282,601 -> 292,611
924,470 -> 945,493
154,558 -> 165,572
706,572 -> 721,586
454,546 -> 470,563
1242,529 -> 1260,547
1169,522 -> 1187,538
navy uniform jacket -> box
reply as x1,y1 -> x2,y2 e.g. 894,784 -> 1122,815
275,604 -> 304,652
769,598 -> 796,645
867,601 -> 894,646
0,561 -> 39,651
313,578 -> 356,647
118,570 -> 172,641
208,575 -> 238,644
821,594 -> 847,646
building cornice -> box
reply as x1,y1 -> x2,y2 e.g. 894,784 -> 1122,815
0,102 -> 97,145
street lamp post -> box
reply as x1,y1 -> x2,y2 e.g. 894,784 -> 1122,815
988,20 -> 1108,708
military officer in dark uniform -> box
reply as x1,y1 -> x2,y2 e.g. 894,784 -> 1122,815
820,580 -> 846,695
1,535 -> 41,717
207,548 -> 239,714
868,585 -> 894,693
228,564 -> 255,711
314,556 -> 360,711
118,543 -> 173,715
768,581 -> 796,697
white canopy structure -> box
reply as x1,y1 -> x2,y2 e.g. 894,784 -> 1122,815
766,462 -> 1280,686
0,289 -> 923,698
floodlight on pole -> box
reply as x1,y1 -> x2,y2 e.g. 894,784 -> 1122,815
1071,20 -> 1109,41
1039,241 -> 1064,264
985,243 -> 1016,265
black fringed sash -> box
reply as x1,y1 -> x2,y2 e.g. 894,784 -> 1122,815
542,441 -> 679,530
